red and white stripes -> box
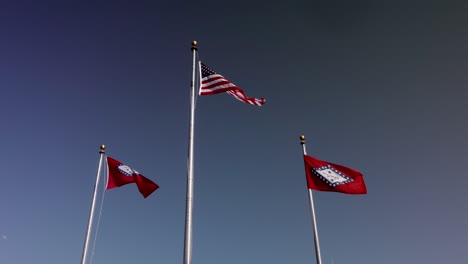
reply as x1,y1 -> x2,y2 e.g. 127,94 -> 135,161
199,62 -> 265,106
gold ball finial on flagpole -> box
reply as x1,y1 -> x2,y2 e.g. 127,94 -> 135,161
299,135 -> 306,145
191,40 -> 198,50
99,144 -> 106,154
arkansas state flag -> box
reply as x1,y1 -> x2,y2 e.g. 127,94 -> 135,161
106,156 -> 159,198
303,155 -> 367,194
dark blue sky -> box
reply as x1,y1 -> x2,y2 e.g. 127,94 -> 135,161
1,1 -> 467,263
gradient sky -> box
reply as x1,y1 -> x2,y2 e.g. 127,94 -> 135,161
1,1 -> 467,264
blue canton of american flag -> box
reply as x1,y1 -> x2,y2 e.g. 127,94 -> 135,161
199,62 -> 265,106
312,165 -> 354,188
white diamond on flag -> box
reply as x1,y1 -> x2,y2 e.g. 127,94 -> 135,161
117,164 -> 139,177
313,165 -> 353,187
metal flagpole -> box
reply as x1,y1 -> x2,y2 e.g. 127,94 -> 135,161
183,40 -> 198,264
81,145 -> 106,264
300,135 -> 323,264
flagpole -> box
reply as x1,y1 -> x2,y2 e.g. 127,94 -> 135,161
183,40 -> 198,264
300,135 -> 323,264
81,144 -> 106,264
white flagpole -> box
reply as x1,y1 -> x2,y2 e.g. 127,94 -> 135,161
80,145 -> 106,264
183,40 -> 198,264
300,135 -> 323,264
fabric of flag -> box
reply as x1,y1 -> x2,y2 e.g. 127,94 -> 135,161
303,154 -> 367,194
199,62 -> 266,106
106,156 -> 159,198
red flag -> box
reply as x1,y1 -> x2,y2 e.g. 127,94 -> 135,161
106,156 -> 159,198
303,155 -> 367,194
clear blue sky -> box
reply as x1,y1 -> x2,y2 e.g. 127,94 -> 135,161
1,1 -> 467,263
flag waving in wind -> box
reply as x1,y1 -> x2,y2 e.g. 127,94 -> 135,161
199,62 -> 266,106
106,156 -> 159,198
303,155 -> 367,194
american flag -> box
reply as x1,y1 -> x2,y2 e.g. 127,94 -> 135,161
199,62 -> 266,106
